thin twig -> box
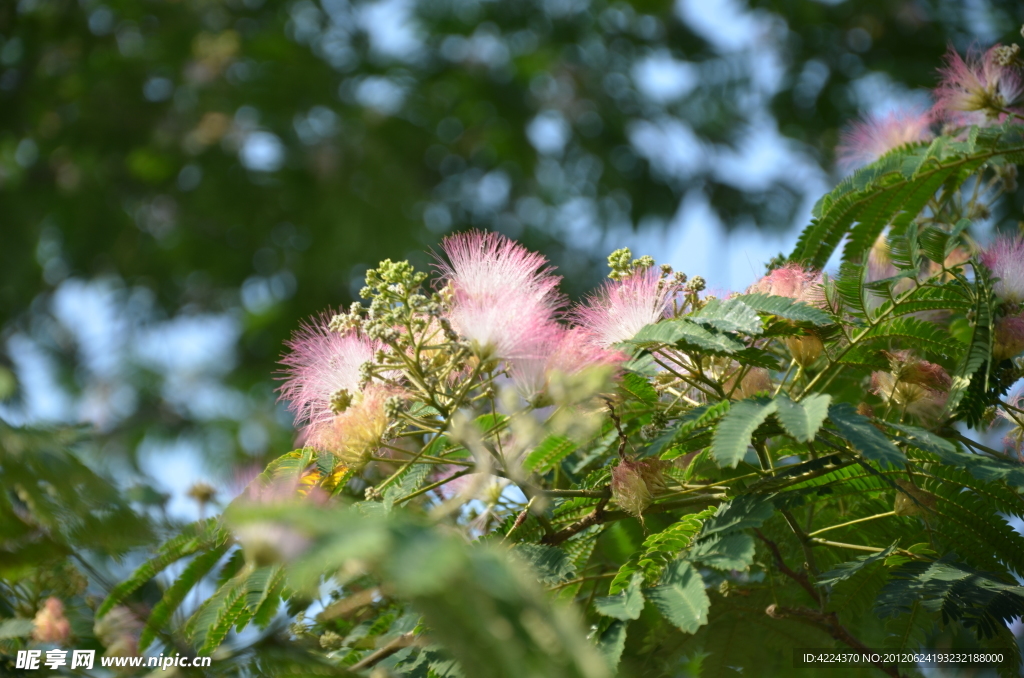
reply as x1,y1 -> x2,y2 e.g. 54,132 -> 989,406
808,511 -> 897,537
755,529 -> 821,606
348,632 -> 420,671
765,605 -> 903,678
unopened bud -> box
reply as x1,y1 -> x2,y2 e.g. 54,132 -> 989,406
331,389 -> 353,414
893,480 -> 936,517
611,459 -> 668,517
784,334 -> 824,367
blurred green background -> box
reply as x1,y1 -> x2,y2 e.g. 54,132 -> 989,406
2,0 -> 1023,514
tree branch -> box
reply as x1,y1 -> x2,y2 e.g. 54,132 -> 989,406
541,496 -> 722,545
348,632 -> 420,672
765,605 -> 903,678
755,529 -> 821,606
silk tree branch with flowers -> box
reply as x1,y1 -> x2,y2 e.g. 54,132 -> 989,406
89,34 -> 1024,678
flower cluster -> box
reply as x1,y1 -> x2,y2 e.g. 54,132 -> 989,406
871,350 -> 951,423
838,40 -> 1024,170
837,110 -> 934,170
277,234 -> 693,480
981,235 -> 1024,362
274,221 -> 1024,525
748,263 -> 825,367
935,45 -> 1024,123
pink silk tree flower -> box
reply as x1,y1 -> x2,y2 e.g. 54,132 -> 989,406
981,234 -> 1024,303
747,263 -> 824,306
94,606 -> 142,658
32,597 -> 71,645
872,352 -> 951,423
509,325 -> 624,400
837,110 -> 934,170
574,269 -> 676,347
278,316 -> 378,444
997,389 -> 1024,459
316,385 -> 397,463
934,45 -> 1024,122
438,231 -> 563,360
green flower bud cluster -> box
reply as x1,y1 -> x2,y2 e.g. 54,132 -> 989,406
607,248 -> 656,280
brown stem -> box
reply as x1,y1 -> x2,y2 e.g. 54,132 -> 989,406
348,631 -> 420,671
542,498 -> 609,546
755,529 -> 821,606
317,587 -> 380,621
504,504 -> 531,541
765,605 -> 903,678
780,509 -> 818,578
605,399 -> 628,460
541,495 -> 722,546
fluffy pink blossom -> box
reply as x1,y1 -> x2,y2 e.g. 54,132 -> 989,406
234,522 -> 313,564
933,45 -> 1024,122
94,606 -> 142,658
438,231 -> 562,360
315,384 -> 398,463
747,263 -> 824,306
871,352 -> 951,423
32,597 -> 71,644
574,270 -> 676,347
611,459 -> 667,517
278,316 -> 378,444
509,325 -> 624,399
997,389 -> 1024,459
981,234 -> 1024,303
837,110 -> 934,170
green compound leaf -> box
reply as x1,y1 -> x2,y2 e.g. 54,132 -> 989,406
523,436 -> 577,473
691,297 -> 763,335
734,293 -> 833,326
512,544 -> 575,586
594,572 -> 645,620
139,541 -> 231,651
816,542 -> 898,587
827,403 -> 906,466
688,533 -> 756,571
620,372 -> 659,405
774,393 -> 831,443
597,620 -> 628,670
644,560 -> 710,634
711,398 -> 777,468
632,318 -> 746,353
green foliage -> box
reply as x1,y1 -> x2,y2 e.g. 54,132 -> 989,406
877,557 -> 1024,639
512,544 -> 576,586
644,561 -> 710,634
15,90 -> 1024,677
710,398 -> 777,468
633,318 -> 747,354
525,436 -> 579,473
735,293 -> 834,326
790,124 -> 1024,268
816,542 -> 898,587
691,298 -> 765,335
774,393 -> 831,443
827,403 -> 907,466
608,510 -> 713,594
138,542 -> 232,651
97,518 -> 227,617
594,573 -> 645,620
